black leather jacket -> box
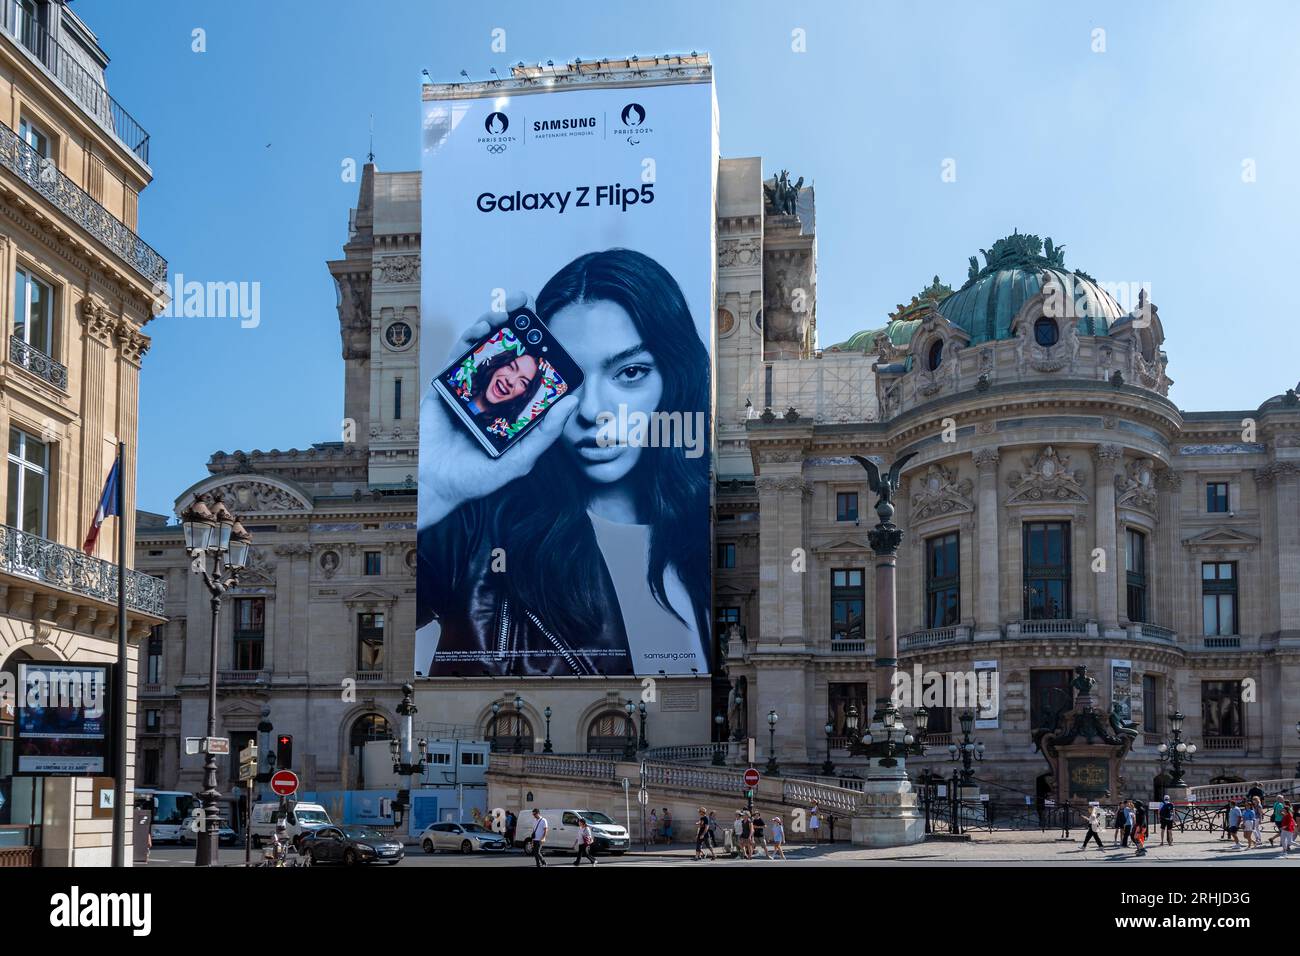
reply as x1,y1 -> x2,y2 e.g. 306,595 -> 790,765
417,501 -> 634,676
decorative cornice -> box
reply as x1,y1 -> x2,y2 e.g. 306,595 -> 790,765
972,447 -> 1000,470
1006,446 -> 1088,504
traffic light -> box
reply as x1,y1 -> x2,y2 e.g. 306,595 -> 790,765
277,734 -> 293,770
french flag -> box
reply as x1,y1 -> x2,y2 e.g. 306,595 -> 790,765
82,458 -> 121,555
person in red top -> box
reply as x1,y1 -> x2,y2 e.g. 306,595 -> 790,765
1279,804 -> 1296,854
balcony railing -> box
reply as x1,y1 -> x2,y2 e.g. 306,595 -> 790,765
1200,735 -> 1245,751
828,638 -> 867,654
1204,636 -> 1242,649
0,0 -> 151,163
0,524 -> 166,617
1008,618 -> 1092,638
1132,622 -> 1177,643
356,670 -> 384,682
217,670 -> 266,684
0,121 -> 166,284
9,335 -> 66,389
900,625 -> 970,651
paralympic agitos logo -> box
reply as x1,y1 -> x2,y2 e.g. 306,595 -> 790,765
614,102 -> 651,144
478,111 -> 515,153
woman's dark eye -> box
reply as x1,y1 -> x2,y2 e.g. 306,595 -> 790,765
616,364 -> 653,383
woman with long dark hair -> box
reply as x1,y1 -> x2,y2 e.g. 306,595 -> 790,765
418,248 -> 711,676
459,347 -> 542,428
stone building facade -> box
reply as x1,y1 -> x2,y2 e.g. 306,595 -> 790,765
137,146 -> 1300,806
0,1 -> 166,865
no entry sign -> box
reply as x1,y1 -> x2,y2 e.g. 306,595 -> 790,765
743,768 -> 760,788
270,769 -> 299,796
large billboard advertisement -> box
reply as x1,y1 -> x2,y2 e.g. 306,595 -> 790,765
14,662 -> 114,776
417,62 -> 716,678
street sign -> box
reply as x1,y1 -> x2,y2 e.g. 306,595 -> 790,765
239,742 -> 258,764
204,737 -> 229,755
637,789 -> 648,806
270,769 -> 299,796
238,763 -> 256,782
743,768 -> 760,788
185,737 -> 201,756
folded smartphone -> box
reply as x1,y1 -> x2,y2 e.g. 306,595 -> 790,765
432,306 -> 584,457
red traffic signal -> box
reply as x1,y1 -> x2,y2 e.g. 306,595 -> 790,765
276,734 -> 293,770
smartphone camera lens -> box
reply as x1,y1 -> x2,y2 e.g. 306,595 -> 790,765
513,313 -> 531,331
526,328 -> 543,345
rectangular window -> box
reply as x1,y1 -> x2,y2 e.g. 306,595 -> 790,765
716,543 -> 736,569
1022,521 -> 1071,619
1142,674 -> 1160,735
925,532 -> 960,629
18,116 -> 50,159
836,492 -> 858,522
1201,562 -> 1237,636
233,597 -> 265,671
358,612 -> 385,670
831,568 -> 865,642
144,709 -> 160,733
1201,679 -> 1244,738
147,626 -> 163,684
1125,528 -> 1147,623
364,551 -> 382,576
1030,669 -> 1073,730
394,378 -> 402,420
460,751 -> 486,766
1205,482 -> 1229,513
426,752 -> 451,766
141,748 -> 160,787
14,266 -> 53,353
6,427 -> 49,536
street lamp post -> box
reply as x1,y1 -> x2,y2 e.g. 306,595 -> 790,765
766,710 -> 780,774
822,721 -> 836,777
490,701 -> 501,753
622,699 -> 637,761
1156,711 -> 1197,786
731,693 -> 744,742
637,701 -> 648,750
390,683 -> 428,831
513,694 -> 524,754
946,711 -> 985,786
713,713 -> 727,766
543,706 -> 553,754
181,492 -> 252,867
1295,721 -> 1300,779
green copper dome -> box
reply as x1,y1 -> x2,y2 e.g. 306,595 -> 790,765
828,275 -> 952,353
938,232 -> 1125,344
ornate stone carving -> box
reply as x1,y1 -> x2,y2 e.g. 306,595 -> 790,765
755,475 -> 806,493
1016,287 -> 1080,373
1094,443 -> 1124,465
976,420 -> 995,436
1155,469 -> 1183,492
1006,446 -> 1088,504
1115,457 -> 1158,512
319,549 -> 341,578
377,254 -> 420,284
909,463 -> 974,521
717,238 -> 761,268
238,547 -> 276,584
218,480 -> 310,514
273,544 -> 312,556
972,447 -> 1000,470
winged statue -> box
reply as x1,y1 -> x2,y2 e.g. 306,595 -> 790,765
850,451 -> 917,524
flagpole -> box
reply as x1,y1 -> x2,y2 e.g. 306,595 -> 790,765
112,441 -> 127,868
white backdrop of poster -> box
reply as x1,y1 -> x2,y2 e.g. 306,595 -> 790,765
416,66 -> 717,679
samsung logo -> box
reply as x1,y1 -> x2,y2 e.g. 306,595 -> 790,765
532,116 -> 597,131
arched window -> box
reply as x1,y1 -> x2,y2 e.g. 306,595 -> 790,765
1034,317 -> 1059,347
586,711 -> 633,754
486,712 -> 534,753
348,713 -> 390,789
927,340 -> 943,371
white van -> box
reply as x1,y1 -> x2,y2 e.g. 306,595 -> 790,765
522,808 -> 629,855
249,802 -> 333,848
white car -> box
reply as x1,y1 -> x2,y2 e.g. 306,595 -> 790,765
526,809 -> 630,854
420,821 -> 510,854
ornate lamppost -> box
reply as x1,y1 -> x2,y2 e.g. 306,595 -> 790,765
622,699 -> 637,760
637,701 -> 649,750
1156,711 -> 1197,786
845,702 -> 929,766
543,706 -> 553,754
822,720 -> 836,777
181,492 -> 252,867
513,694 -> 524,754
713,713 -> 727,766
731,692 -> 745,742
490,701 -> 501,752
389,683 -> 428,830
766,710 -> 780,774
947,711 -> 985,786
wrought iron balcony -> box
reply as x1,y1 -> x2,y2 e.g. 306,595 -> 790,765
1,0 -> 150,164
0,121 -> 166,285
9,335 -> 66,389
0,524 -> 166,617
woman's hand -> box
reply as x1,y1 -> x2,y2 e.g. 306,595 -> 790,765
420,292 -> 576,527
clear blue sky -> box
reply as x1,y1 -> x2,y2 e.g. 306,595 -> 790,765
78,0 -> 1300,515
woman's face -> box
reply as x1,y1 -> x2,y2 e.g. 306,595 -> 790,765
483,354 -> 538,405
548,299 -> 664,484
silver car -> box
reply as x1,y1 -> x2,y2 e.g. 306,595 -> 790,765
420,821 -> 509,854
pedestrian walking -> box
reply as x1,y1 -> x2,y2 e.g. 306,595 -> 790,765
648,808 -> 658,846
1268,795 -> 1286,846
1080,804 -> 1105,850
752,810 -> 769,859
1119,801 -> 1134,847
740,810 -> 754,860
706,810 -> 719,852
1113,801 -> 1125,845
809,804 -> 821,843
731,811 -> 744,857
695,807 -> 716,860
1227,802 -> 1243,847
1133,801 -> 1148,856
662,808 -> 673,845
505,810 -> 517,848
770,815 -> 788,860
529,808 -> 548,867
1279,804 -> 1296,855
573,818 -> 597,866
1158,795 -> 1175,845
1242,801 -> 1258,848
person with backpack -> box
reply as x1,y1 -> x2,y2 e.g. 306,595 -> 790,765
1132,801 -> 1148,856
694,807 -> 715,861
573,818 -> 597,866
1268,794 -> 1287,846
1158,795 -> 1175,845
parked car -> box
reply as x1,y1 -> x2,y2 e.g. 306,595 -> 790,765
249,802 -> 333,848
299,825 -> 405,866
178,812 -> 238,846
521,809 -> 629,854
420,821 -> 509,854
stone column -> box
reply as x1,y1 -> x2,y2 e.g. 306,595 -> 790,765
870,522 -> 903,719
1269,462 -> 1300,639
1093,444 -> 1124,634
973,448 -> 1001,637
